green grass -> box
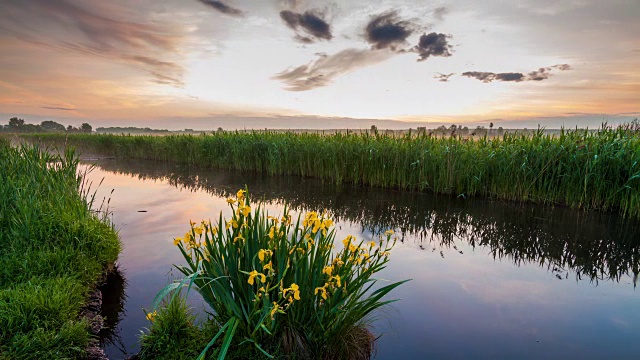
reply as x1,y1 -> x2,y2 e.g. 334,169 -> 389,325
23,124 -> 640,218
0,139 -> 120,359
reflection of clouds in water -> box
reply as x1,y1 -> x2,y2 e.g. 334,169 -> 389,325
82,159 -> 640,286
79,160 -> 640,359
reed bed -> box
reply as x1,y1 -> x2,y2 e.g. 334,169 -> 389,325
0,139 -> 120,358
25,125 -> 640,218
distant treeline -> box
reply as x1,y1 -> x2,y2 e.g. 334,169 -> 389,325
0,117 -> 92,133
96,126 -> 170,134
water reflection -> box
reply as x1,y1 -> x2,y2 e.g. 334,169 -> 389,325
98,266 -> 127,354
92,158 -> 640,286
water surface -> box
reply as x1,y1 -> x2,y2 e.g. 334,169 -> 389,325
82,158 -> 640,359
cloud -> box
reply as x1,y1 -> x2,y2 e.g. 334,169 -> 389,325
462,64 -> 571,83
0,0 -> 186,86
273,48 -> 394,91
42,106 -> 76,111
196,0 -> 243,17
434,73 -> 455,82
365,11 -> 415,50
280,10 -> 332,42
433,7 -> 449,21
413,32 -> 453,61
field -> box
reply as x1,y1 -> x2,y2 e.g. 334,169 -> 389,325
0,138 -> 120,358
24,125 -> 640,218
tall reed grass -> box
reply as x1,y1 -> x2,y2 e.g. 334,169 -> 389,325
24,124 -> 640,218
0,139 -> 120,358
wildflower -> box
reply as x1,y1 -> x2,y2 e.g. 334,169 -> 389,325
146,310 -> 158,322
368,241 -> 376,249
258,249 -> 273,262
237,189 -> 246,200
330,275 -> 341,287
268,226 -> 275,240
281,214 -> 292,226
270,302 -> 282,319
263,262 -> 273,271
173,237 -> 183,246
238,205 -> 251,217
248,270 -> 266,285
385,229 -> 395,236
234,235 -> 244,243
283,283 -> 301,301
185,231 -> 193,242
342,235 -> 354,248
315,285 -> 328,300
322,265 -> 333,276
226,198 -> 236,205
194,225 -> 203,235
267,215 -> 279,223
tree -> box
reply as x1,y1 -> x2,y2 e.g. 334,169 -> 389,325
40,120 -> 66,132
8,117 -> 24,129
81,123 -> 92,133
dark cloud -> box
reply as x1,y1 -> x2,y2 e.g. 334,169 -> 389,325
196,0 -> 243,17
527,67 -> 551,81
273,48 -> 394,91
280,10 -> 332,42
462,71 -> 524,83
413,32 -> 452,61
462,64 -> 571,83
434,73 -> 455,82
433,7 -> 449,21
42,106 -> 76,111
365,11 -> 415,50
0,0 -> 186,86
552,63 -> 572,71
496,72 -> 525,82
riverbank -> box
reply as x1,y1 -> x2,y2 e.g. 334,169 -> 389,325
23,125 -> 640,218
0,139 -> 120,358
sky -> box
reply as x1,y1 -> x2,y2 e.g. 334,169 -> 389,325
0,0 -> 638,130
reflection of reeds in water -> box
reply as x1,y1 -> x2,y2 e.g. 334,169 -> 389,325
23,127 -> 640,218
98,264 -> 128,353
91,158 -> 640,286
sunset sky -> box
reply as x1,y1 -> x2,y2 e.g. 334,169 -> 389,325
0,0 -> 638,129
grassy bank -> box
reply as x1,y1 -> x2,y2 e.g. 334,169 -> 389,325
24,125 -> 640,218
0,138 -> 120,359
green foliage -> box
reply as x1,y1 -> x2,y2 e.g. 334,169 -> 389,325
22,122 -> 640,218
0,142 -> 120,358
139,296 -> 214,360
151,190 -> 405,359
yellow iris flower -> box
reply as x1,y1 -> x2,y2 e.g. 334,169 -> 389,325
283,283 -> 301,301
322,265 -> 333,276
248,270 -> 266,285
226,198 -> 236,205
270,302 -> 280,319
237,189 -> 246,200
385,229 -> 395,236
146,310 -> 158,322
173,237 -> 182,246
258,249 -> 273,262
315,286 -> 328,300
238,205 -> 251,217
